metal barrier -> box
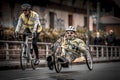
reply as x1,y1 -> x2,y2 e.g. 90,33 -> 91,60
0,40 -> 51,60
89,45 -> 120,61
0,40 -> 120,62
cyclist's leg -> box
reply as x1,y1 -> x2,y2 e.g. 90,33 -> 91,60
32,33 -> 40,64
32,43 -> 39,59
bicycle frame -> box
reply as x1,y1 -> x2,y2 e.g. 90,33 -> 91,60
20,33 -> 37,70
22,33 -> 32,59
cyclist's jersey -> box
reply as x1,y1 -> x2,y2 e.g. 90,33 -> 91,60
56,37 -> 87,54
65,37 -> 87,53
15,10 -> 42,33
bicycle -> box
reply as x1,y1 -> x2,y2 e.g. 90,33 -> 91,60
49,35 -> 93,73
15,32 -> 38,70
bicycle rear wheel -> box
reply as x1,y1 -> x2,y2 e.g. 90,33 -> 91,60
31,59 -> 38,70
84,50 -> 93,70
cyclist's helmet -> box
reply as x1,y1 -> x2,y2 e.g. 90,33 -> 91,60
21,3 -> 31,10
66,26 -> 76,31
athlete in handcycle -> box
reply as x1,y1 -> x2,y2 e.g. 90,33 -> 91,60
47,26 -> 93,73
14,3 -> 42,70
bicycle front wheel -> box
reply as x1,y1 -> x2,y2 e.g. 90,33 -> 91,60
20,44 -> 28,70
84,50 -> 93,70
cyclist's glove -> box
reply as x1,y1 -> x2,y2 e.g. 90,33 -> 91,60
32,31 -> 37,39
72,45 -> 79,51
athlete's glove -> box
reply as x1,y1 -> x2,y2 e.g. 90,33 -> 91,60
72,45 -> 79,51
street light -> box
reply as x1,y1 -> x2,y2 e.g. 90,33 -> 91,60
86,0 -> 90,46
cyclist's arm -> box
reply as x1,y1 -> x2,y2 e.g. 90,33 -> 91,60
15,16 -> 22,32
33,14 -> 42,33
78,39 -> 88,52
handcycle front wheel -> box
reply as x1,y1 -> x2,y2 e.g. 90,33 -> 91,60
53,55 -> 62,73
84,50 -> 93,70
53,46 -> 62,73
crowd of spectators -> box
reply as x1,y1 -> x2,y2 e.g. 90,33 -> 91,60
93,29 -> 120,46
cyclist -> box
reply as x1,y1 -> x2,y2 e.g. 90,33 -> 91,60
15,3 -> 42,65
47,26 -> 89,69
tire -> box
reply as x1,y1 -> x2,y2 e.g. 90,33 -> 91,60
31,59 -> 37,70
84,50 -> 93,70
53,55 -> 62,73
53,46 -> 62,73
29,49 -> 38,70
47,55 -> 54,70
20,44 -> 27,70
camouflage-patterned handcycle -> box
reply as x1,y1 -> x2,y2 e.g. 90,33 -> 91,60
47,35 -> 93,73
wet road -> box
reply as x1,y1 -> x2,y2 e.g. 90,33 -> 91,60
0,62 -> 120,80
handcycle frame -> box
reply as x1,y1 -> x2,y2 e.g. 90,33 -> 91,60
50,36 -> 93,73
17,33 -> 38,70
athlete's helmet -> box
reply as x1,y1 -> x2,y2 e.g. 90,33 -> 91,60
66,26 -> 76,31
21,3 -> 31,10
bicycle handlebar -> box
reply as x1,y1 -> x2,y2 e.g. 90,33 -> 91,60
18,32 -> 32,35
14,32 -> 33,41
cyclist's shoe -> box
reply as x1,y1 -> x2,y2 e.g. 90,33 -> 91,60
34,59 -> 40,65
47,56 -> 53,70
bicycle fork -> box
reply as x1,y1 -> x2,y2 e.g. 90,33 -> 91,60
25,36 -> 32,62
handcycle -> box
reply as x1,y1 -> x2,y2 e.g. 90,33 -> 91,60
48,35 -> 93,73
14,32 -> 38,70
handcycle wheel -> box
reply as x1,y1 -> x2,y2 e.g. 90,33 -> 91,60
84,50 -> 93,70
53,47 -> 62,73
53,55 -> 62,73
